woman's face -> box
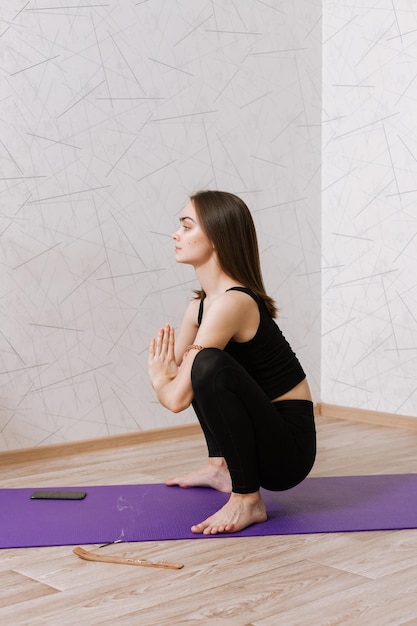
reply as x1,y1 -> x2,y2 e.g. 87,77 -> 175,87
172,201 -> 214,267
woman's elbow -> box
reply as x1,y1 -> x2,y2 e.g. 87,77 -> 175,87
160,393 -> 191,414
170,401 -> 189,414
156,381 -> 193,413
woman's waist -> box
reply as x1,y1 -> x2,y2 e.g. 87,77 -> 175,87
272,378 -> 312,403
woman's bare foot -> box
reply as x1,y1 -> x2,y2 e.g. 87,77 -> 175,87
165,457 -> 232,493
191,491 -> 267,535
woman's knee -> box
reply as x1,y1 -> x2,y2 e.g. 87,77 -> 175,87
191,347 -> 226,391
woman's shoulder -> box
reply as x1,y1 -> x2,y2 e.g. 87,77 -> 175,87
214,287 -> 260,317
224,286 -> 274,320
226,286 -> 259,301
197,286 -> 259,328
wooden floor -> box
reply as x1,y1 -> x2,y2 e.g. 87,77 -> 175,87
1,412 -> 417,625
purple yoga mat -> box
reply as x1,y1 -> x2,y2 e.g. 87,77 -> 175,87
1,474 -> 416,548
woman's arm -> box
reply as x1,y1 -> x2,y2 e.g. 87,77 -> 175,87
148,290 -> 258,413
173,298 -> 200,364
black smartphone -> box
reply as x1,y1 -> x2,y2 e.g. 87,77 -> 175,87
30,490 -> 87,500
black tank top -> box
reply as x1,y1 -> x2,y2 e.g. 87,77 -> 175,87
197,287 -> 306,400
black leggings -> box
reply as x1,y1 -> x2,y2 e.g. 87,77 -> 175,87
191,348 -> 316,494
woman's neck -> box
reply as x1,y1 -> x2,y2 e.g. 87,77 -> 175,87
195,263 -> 241,299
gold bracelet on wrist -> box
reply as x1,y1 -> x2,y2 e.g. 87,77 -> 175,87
183,344 -> 204,358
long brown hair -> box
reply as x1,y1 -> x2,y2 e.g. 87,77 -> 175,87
190,190 -> 277,317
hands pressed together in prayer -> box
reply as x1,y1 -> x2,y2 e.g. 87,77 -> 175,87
148,324 -> 178,393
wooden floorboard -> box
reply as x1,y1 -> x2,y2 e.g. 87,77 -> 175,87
1,413 -> 417,625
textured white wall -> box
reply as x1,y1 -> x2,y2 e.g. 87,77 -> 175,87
0,1 -> 321,450
322,1 -> 417,417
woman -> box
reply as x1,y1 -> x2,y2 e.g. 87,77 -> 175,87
148,190 -> 316,535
